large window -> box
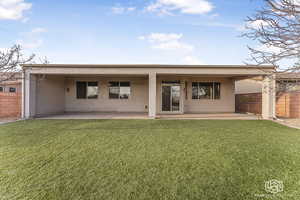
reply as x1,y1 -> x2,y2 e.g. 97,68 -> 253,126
192,82 -> 220,100
76,81 -> 98,99
0,86 -> 3,92
9,87 -> 16,93
109,81 -> 131,99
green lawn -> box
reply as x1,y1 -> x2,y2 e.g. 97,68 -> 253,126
1,120 -> 300,200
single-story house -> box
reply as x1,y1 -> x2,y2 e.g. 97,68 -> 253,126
21,64 -> 276,119
235,73 -> 300,118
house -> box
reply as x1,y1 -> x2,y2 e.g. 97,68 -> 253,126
21,64 -> 276,119
0,73 -> 22,118
235,73 -> 300,118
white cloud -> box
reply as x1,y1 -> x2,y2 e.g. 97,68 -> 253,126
246,20 -> 270,29
139,33 -> 194,51
31,27 -> 47,34
0,0 -> 32,20
16,27 -> 47,49
17,38 -> 43,49
188,21 -> 245,32
183,56 -> 204,65
146,0 -> 214,15
208,13 -> 219,19
256,44 -> 282,54
111,6 -> 136,14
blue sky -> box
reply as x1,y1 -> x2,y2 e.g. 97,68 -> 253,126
0,0 -> 264,65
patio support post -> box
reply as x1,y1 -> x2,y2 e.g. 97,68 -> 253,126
148,72 -> 157,118
24,69 -> 31,119
21,70 -> 25,119
262,74 -> 276,119
24,69 -> 36,119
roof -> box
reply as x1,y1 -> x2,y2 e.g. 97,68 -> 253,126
22,64 -> 275,69
276,72 -> 300,80
0,72 -> 22,83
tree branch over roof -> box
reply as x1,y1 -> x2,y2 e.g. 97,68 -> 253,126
243,0 -> 300,72
0,45 -> 34,83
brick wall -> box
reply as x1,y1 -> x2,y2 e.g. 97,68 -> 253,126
0,92 -> 21,118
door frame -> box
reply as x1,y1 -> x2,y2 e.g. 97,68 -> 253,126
160,82 -> 182,114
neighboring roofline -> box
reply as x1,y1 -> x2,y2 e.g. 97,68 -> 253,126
275,72 -> 300,80
0,80 -> 22,85
22,64 -> 275,69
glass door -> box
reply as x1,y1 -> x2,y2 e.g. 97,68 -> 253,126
171,85 -> 180,111
161,83 -> 181,112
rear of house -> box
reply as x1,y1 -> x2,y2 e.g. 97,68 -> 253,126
22,64 -> 276,119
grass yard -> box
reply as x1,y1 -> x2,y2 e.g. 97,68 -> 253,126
1,120 -> 300,200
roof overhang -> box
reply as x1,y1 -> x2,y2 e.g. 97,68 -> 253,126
22,64 -> 275,76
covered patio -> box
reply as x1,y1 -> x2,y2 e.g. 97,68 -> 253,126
36,112 -> 260,120
22,64 -> 275,120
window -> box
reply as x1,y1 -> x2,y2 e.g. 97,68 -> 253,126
162,80 -> 180,84
87,82 -> 98,99
0,86 -> 3,92
76,81 -> 98,99
9,87 -> 16,93
109,81 -> 130,99
192,82 -> 220,100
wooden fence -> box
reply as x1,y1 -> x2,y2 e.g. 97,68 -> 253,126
276,92 -> 300,118
235,93 -> 262,115
236,92 -> 300,118
0,92 -> 21,118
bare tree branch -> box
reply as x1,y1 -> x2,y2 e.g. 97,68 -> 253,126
243,0 -> 300,92
0,45 -> 35,83
243,0 -> 300,73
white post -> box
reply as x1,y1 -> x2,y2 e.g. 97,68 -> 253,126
148,72 -> 157,118
21,70 -> 25,119
23,69 -> 36,119
24,69 -> 31,119
262,74 -> 276,119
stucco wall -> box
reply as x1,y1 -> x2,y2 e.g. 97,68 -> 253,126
235,79 -> 262,94
156,76 -> 235,114
35,75 -> 235,115
185,78 -> 235,113
36,75 -> 65,116
65,77 -> 149,113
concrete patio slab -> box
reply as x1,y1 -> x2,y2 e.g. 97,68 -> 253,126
37,112 -> 149,120
36,112 -> 260,120
157,113 -> 260,120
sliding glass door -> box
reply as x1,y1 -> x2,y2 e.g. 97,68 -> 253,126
161,83 -> 181,112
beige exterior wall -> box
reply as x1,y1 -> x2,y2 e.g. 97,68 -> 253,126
65,77 -> 148,113
33,75 -> 235,115
185,78 -> 235,113
35,75 -> 65,116
156,76 -> 235,114
235,79 -> 262,94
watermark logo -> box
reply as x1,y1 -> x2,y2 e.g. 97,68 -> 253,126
264,179 -> 284,194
